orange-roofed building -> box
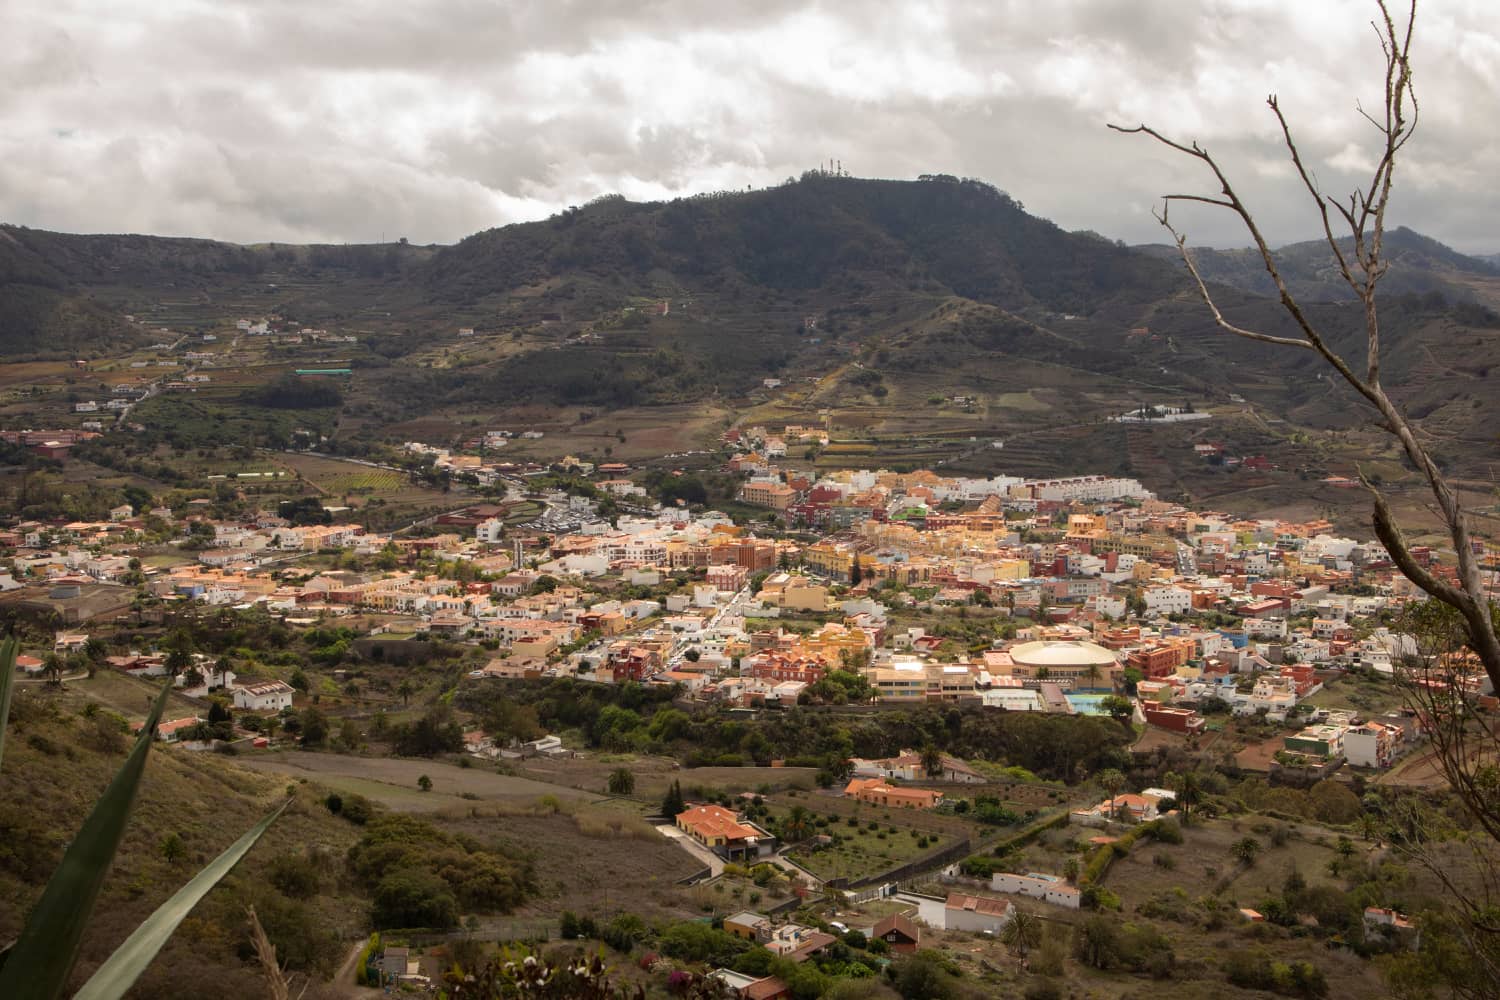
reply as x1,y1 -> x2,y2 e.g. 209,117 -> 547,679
676,804 -> 776,861
843,778 -> 943,809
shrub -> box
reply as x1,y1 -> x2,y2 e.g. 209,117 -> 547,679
339,794 -> 373,824
1023,978 -> 1063,1000
269,852 -> 322,899
601,914 -> 647,953
371,867 -> 458,929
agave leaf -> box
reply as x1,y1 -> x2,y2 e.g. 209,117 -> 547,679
73,798 -> 291,1000
0,635 -> 18,765
0,679 -> 171,1000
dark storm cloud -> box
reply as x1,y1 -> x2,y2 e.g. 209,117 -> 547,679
2,0 -> 1496,251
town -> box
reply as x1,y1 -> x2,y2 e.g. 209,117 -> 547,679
1,412 -> 1478,998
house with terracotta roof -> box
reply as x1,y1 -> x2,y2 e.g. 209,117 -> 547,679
764,925 -> 836,963
133,716 -> 202,742
675,804 -> 776,861
944,892 -> 1013,933
844,778 -> 943,809
1070,791 -> 1171,826
710,971 -> 789,1000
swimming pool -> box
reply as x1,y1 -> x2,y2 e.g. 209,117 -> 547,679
1065,693 -> 1112,715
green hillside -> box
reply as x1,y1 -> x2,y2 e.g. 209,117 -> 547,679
4,173 -> 1498,491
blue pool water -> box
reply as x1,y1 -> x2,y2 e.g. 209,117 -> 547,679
1065,693 -> 1111,715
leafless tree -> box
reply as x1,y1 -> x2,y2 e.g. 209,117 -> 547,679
1384,601 -> 1500,997
1110,0 -> 1500,692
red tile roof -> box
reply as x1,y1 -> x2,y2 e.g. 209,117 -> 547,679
676,804 -> 760,842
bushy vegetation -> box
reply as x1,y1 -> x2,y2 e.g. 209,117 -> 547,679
346,814 -> 532,929
457,679 -> 1130,781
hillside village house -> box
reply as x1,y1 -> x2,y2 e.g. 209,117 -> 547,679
943,892 -> 1013,933
987,870 -> 1082,909
232,680 -> 296,712
675,804 -> 777,861
851,750 -> 985,784
1071,790 -> 1173,827
871,914 -> 921,954
844,777 -> 943,809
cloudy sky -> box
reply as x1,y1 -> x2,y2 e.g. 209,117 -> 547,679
3,0 -> 1497,251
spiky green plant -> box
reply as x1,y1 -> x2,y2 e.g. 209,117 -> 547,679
0,636 -> 286,1000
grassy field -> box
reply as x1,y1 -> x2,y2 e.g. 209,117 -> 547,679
1099,817 -> 1355,906
511,754 -> 820,800
61,670 -> 206,727
788,814 -> 953,882
237,751 -> 598,810
442,806 -> 703,923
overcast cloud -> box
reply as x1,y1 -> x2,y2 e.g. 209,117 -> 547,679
2,0 -> 1497,251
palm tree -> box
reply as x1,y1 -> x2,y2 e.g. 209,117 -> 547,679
1083,661 -> 1103,690
783,805 -> 812,842
920,744 -> 945,781
397,679 -> 415,707
1177,772 -> 1202,825
607,767 -> 635,795
1096,768 -> 1125,818
1001,907 -> 1041,957
42,653 -> 64,687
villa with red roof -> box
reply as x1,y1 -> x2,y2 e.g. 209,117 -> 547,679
675,804 -> 777,861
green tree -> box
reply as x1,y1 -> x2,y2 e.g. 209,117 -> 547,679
300,708 -> 328,748
418,774 -> 432,792
662,780 -> 685,817
159,832 -> 186,864
920,744 -> 944,781
1001,907 -> 1041,957
783,805 -> 812,842
891,950 -> 956,1000
607,767 -> 635,795
163,629 -> 195,676
1099,694 -> 1134,725
1072,915 -> 1118,970
1231,837 -> 1261,868
1095,768 -> 1125,816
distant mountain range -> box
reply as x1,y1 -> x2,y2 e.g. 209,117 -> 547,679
2,174 -> 1496,493
1134,226 -> 1500,308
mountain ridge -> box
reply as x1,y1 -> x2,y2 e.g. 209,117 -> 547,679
1,175 -> 1496,492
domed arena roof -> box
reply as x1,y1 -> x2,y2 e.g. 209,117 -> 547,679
1008,640 -> 1118,668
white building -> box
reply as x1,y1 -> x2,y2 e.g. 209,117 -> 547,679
233,680 -> 296,712
987,871 -> 1082,909
1143,586 -> 1192,616
943,892 -> 1012,933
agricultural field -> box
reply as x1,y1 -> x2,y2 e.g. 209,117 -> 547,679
509,753 -> 820,801
58,670 -> 206,729
760,789 -> 983,883
786,812 -> 955,883
273,451 -> 454,518
236,751 -> 598,810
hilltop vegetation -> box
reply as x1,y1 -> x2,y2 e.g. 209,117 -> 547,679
5,173 -> 1500,497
